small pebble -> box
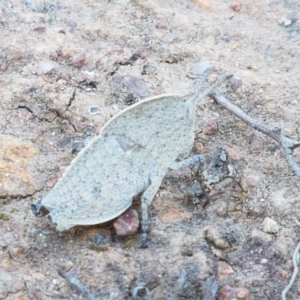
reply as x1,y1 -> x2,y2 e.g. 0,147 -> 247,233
132,10 -> 142,19
57,48 -> 72,60
209,28 -> 221,37
263,217 -> 279,233
217,261 -> 235,278
65,19 -> 77,32
56,136 -> 72,149
247,65 -> 259,71
88,229 -> 111,251
13,50 -> 23,60
125,76 -> 150,97
204,227 -> 229,250
37,61 -> 59,75
156,20 -> 168,29
160,208 -> 193,223
278,17 -> 292,27
218,285 -> 251,300
221,33 -> 231,42
191,0 -> 211,9
230,76 -> 242,91
142,65 -> 156,75
71,140 -> 85,153
230,1 -> 241,12
1,258 -> 11,268
113,208 -> 139,236
261,258 -> 268,264
194,141 -> 204,152
245,176 -> 257,188
88,106 -> 100,115
203,119 -> 218,135
95,58 -> 103,70
33,26 -> 46,33
59,70 -> 71,81
135,46 -> 151,59
194,61 -> 210,75
72,53 -> 86,67
90,231 -> 111,245
0,64 -> 6,72
165,54 -> 180,64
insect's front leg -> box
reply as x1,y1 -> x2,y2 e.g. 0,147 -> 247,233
169,154 -> 204,171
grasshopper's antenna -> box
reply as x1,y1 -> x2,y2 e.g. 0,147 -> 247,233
190,72 -> 233,104
191,68 -> 210,95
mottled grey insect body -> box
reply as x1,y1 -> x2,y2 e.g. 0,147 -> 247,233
32,69 -> 231,247
41,135 -> 161,231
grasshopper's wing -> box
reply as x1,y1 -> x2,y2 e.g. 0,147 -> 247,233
101,94 -> 196,168
40,134 -> 159,231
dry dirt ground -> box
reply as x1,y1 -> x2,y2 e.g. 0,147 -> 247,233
1,0 -> 300,299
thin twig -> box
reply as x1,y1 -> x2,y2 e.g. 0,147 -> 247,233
281,241 -> 300,299
281,220 -> 300,299
209,92 -> 300,177
58,269 -> 97,300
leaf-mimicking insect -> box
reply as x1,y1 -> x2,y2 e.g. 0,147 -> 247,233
32,67 -> 232,247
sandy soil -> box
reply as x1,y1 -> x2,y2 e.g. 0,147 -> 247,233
1,0 -> 300,299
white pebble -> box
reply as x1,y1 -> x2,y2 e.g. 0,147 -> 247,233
263,217 -> 279,234
37,61 -> 59,75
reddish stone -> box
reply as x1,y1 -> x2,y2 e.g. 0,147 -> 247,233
33,26 -> 46,33
0,64 -> 7,72
113,208 -> 139,236
95,58 -> 103,70
211,28 -> 221,37
136,46 -> 151,59
217,261 -> 234,278
105,46 -> 124,56
72,53 -> 86,67
230,1 -> 241,12
156,20 -> 168,29
57,48 -> 73,60
59,70 -> 71,82
203,119 -> 218,135
132,10 -> 142,19
245,176 -> 257,188
230,76 -> 243,91
218,285 -> 251,300
14,50 -> 23,60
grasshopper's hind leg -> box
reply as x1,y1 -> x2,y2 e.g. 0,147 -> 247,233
140,155 -> 205,247
140,175 -> 165,248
